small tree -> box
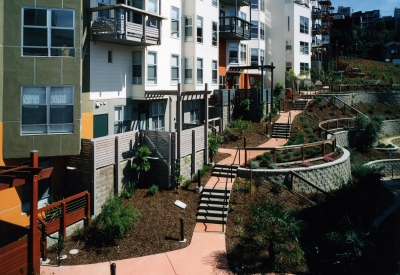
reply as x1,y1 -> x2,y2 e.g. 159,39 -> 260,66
132,145 -> 151,184
285,69 -> 298,92
353,115 -> 383,152
208,132 -> 219,161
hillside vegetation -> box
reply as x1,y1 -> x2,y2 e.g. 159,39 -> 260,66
338,57 -> 400,85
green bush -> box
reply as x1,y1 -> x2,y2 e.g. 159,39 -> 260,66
92,194 -> 141,241
351,164 -> 383,183
193,164 -> 210,181
282,149 -> 289,154
120,181 -> 136,199
263,152 -> 272,161
229,118 -> 253,138
149,184 -> 159,195
354,115 -> 383,152
293,150 -> 301,157
276,153 -> 282,162
284,153 -> 291,159
182,179 -> 192,189
251,161 -> 260,169
268,163 -> 277,169
256,154 -> 263,160
208,132 -> 219,157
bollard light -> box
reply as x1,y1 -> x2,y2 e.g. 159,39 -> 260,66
111,263 -> 116,275
179,218 -> 186,243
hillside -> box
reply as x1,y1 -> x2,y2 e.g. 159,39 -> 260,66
338,57 -> 400,85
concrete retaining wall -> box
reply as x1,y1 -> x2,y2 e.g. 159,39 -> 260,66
319,92 -> 400,107
179,150 -> 205,181
365,159 -> 400,177
95,165 -> 114,215
237,147 -> 351,193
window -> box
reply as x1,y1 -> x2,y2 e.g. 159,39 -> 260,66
152,102 -> 165,131
240,44 -> 246,64
251,0 -> 258,9
190,100 -> 200,124
148,0 -> 158,13
286,40 -> 292,53
288,16 -> 290,32
251,21 -> 258,39
219,76 -> 226,89
212,60 -> 217,85
286,62 -> 292,71
300,16 -> 309,34
197,58 -> 203,84
98,0 -> 110,19
108,50 -> 112,63
251,49 -> 258,66
260,22 -> 265,40
212,21 -> 218,46
21,86 -> 74,134
300,41 -> 309,54
147,52 -> 157,84
212,0 -> 217,7
300,62 -> 309,73
132,51 -> 142,84
239,12 -> 247,20
185,16 -> 193,42
114,106 -> 132,134
229,43 -> 238,63
233,76 -> 239,89
22,8 -> 75,57
171,7 -> 179,38
197,16 -> 203,43
184,58 -> 193,84
260,49 -> 265,62
260,0 -> 265,11
171,55 -> 179,84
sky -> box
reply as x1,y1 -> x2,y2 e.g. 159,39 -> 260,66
330,0 -> 398,17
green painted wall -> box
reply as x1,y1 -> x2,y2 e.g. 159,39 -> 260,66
1,0 -> 82,159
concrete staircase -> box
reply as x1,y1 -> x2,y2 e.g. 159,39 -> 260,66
196,164 -> 237,224
271,122 -> 291,139
292,100 -> 308,110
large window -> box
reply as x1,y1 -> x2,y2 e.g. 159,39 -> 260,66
251,49 -> 258,66
212,60 -> 218,85
21,86 -> 74,134
197,58 -> 203,84
300,62 -> 309,73
229,43 -> 238,63
185,16 -> 193,42
212,21 -> 218,46
114,106 -> 132,134
190,100 -> 200,124
286,62 -> 292,71
300,41 -> 309,54
171,7 -> 179,38
197,16 -> 203,43
300,16 -> 309,34
147,52 -> 157,84
260,22 -> 265,40
171,55 -> 179,84
240,44 -> 246,64
286,40 -> 292,53
184,58 -> 193,84
132,50 -> 142,84
152,102 -> 165,131
251,21 -> 258,39
148,0 -> 158,13
22,8 -> 75,57
251,0 -> 258,9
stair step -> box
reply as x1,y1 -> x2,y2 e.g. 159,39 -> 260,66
213,167 -> 237,173
199,203 -> 229,210
202,187 -> 231,193
201,192 -> 230,199
212,172 -> 236,178
200,197 -> 229,204
196,215 -> 227,224
197,209 -> 228,217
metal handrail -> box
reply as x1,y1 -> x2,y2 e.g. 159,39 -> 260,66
286,111 -> 292,140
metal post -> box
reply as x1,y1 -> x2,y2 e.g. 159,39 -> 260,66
196,169 -> 202,193
179,218 -> 186,242
111,263 -> 116,275
244,137 -> 247,165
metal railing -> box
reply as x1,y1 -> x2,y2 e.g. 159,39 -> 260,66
219,16 -> 251,40
223,147 -> 240,232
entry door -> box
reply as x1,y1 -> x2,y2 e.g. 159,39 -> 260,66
139,112 -> 148,130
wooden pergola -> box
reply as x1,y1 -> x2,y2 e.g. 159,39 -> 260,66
0,151 -> 53,274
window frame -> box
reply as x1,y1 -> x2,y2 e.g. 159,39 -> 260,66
197,16 -> 203,43
251,21 -> 258,39
300,16 -> 309,34
212,0 -> 218,7
184,57 -> 193,84
171,6 -> 179,38
21,85 -> 74,135
300,62 -> 309,73
251,48 -> 258,66
132,50 -> 142,84
228,43 -> 239,63
286,62 -> 292,71
300,41 -> 309,55
260,22 -> 265,40
190,100 -> 200,124
148,0 -> 158,13
152,102 -> 165,131
260,0 -> 265,12
251,0 -> 258,9
212,60 -> 218,85
197,58 -> 203,84
185,16 -> 193,42
171,54 -> 179,85
147,51 -> 157,84
114,105 -> 132,134
22,7 -> 75,57
240,44 -> 246,64
212,21 -> 218,46
286,40 -> 292,53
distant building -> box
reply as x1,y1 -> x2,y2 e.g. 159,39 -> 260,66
386,41 -> 400,64
337,6 -> 352,17
395,8 -> 400,34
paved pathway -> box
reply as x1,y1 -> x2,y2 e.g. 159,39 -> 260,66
41,110 -> 305,275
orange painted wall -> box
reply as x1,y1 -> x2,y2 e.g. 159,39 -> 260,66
82,112 -> 94,139
0,187 -> 29,227
0,123 -> 4,166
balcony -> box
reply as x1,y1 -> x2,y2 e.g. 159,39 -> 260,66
294,0 -> 310,7
312,24 -> 322,34
89,4 -> 166,46
321,22 -> 331,34
220,0 -> 250,7
219,16 -> 251,40
312,7 -> 322,19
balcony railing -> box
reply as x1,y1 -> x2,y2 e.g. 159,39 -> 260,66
321,22 -> 331,34
219,16 -> 251,40
89,4 -> 166,46
312,7 -> 322,19
220,0 -> 250,7
312,24 -> 322,34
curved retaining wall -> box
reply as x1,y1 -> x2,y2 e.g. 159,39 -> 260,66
237,147 -> 351,193
365,159 -> 400,177
319,92 -> 400,107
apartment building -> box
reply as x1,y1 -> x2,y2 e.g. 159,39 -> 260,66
0,0 -> 83,226
86,0 -> 219,138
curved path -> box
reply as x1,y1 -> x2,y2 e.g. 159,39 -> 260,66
41,110 -> 304,275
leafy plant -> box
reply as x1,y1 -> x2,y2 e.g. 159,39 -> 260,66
229,118 -> 253,138
353,115 -> 383,152
268,163 -> 277,169
132,145 -> 151,184
182,179 -> 192,189
251,161 -> 260,169
208,132 -> 219,158
240,98 -> 251,112
120,181 -> 136,199
149,184 -> 159,195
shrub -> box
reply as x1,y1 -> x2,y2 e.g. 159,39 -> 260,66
351,164 -> 383,183
268,163 -> 277,169
182,179 -> 192,189
294,150 -> 301,157
354,115 -> 383,152
283,149 -> 289,154
120,181 -> 136,199
193,164 -> 210,181
284,153 -> 291,159
149,184 -> 159,195
251,161 -> 260,169
276,153 -> 282,162
263,152 -> 272,161
229,118 -> 253,138
256,154 -> 263,160
208,132 -> 219,158
92,194 -> 141,241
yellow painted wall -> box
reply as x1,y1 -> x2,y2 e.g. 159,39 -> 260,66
82,112 -> 94,139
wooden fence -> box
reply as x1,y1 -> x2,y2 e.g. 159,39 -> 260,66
0,237 -> 29,275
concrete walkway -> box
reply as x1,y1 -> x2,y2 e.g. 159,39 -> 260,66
41,110 -> 305,275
